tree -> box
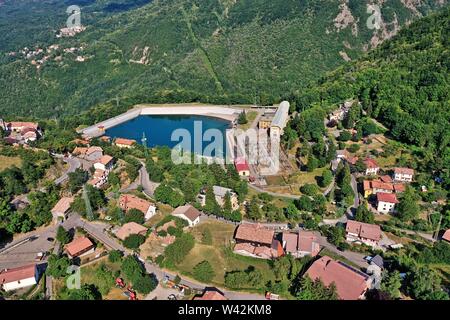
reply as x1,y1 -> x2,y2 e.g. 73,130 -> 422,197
320,170 -> 333,187
300,183 -> 319,196
285,202 -> 299,220
338,130 -> 352,142
123,234 -> 146,249
67,168 -> 88,193
164,233 -> 195,265
397,187 -> 420,221
56,226 -> 71,245
306,154 -> 318,172
294,277 -> 338,300
406,266 -> 446,300
238,111 -> 248,125
108,250 -> 123,263
193,260 -> 215,283
47,254 -> 70,278
124,208 -> 145,224
295,196 -> 313,212
133,273 -> 158,294
67,284 -> 101,300
380,270 -> 402,299
121,255 -> 144,283
247,197 -> 262,220
108,172 -> 120,186
355,203 -> 375,223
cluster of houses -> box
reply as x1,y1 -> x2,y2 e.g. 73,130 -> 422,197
71,143 -> 115,189
333,150 -> 415,215
56,26 -> 86,38
0,120 -> 42,145
233,224 -> 321,260
231,222 -> 381,300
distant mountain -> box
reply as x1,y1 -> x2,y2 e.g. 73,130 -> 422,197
0,0 -> 447,118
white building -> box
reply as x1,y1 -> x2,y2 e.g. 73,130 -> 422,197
376,192 -> 399,214
94,155 -> 114,173
270,101 -> 290,139
0,264 -> 39,292
393,167 -> 414,183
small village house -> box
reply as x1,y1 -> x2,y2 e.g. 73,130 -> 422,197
233,224 -> 282,259
119,194 -> 156,221
197,186 -> 239,211
65,237 -> 95,259
115,222 -> 148,241
364,158 -> 380,176
282,231 -> 320,258
171,205 -> 201,227
94,155 -> 115,173
84,146 -> 103,161
0,264 -> 40,292
114,138 -> 137,148
304,256 -> 372,300
51,196 -> 74,222
393,167 -> 414,183
376,192 -> 399,214
345,220 -> 382,247
363,180 -> 405,198
441,229 -> 450,243
234,157 -> 250,177
258,116 -> 272,130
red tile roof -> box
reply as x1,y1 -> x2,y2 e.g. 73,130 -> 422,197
234,157 -> 250,172
370,180 -> 394,191
193,290 -> 227,300
51,197 -> 74,215
115,138 -> 136,146
393,184 -> 406,193
442,229 -> 450,242
364,158 -> 379,169
305,256 -> 370,300
379,175 -> 393,183
116,222 -> 148,241
65,237 -> 94,257
346,220 -> 381,242
376,192 -> 399,204
298,231 -> 320,256
119,194 -> 153,214
235,224 -> 274,246
0,264 -> 36,284
394,167 -> 414,175
98,155 -> 114,165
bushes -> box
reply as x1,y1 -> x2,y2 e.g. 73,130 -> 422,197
193,260 -> 215,283
121,255 -> 158,294
224,268 -> 264,290
300,183 -> 319,196
123,234 -> 146,249
108,250 -> 123,263
164,233 -> 195,265
124,208 -> 145,224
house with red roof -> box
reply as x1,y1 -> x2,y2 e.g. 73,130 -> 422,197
233,224 -> 282,259
393,167 -> 414,183
304,256 -> 372,300
171,205 -> 201,227
193,288 -> 227,300
114,138 -> 137,149
441,229 -> 450,243
364,158 -> 379,176
282,231 -> 320,257
376,192 -> 399,214
119,194 -> 156,220
0,264 -> 39,292
234,157 -> 250,177
346,220 -> 382,247
65,237 -> 95,259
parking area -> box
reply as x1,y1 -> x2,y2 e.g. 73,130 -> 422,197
0,227 -> 57,270
145,284 -> 184,300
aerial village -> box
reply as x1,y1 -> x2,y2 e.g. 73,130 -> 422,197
0,100 -> 448,301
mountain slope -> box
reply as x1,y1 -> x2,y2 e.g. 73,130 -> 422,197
0,0 -> 447,118
288,6 -> 449,168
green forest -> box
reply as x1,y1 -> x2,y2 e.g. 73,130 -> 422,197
0,0 -> 447,118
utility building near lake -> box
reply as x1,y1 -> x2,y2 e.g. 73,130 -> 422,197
270,101 -> 290,139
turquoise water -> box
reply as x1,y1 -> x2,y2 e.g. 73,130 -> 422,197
105,114 -> 231,155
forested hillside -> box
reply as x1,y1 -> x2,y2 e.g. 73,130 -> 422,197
0,0 -> 447,118
286,6 -> 449,170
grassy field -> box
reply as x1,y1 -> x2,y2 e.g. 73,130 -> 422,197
80,257 -> 129,300
238,110 -> 258,130
174,220 -> 275,289
0,155 -> 22,171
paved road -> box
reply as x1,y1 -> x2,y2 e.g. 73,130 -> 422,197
54,157 -> 81,185
348,174 -> 359,218
119,162 -> 160,198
